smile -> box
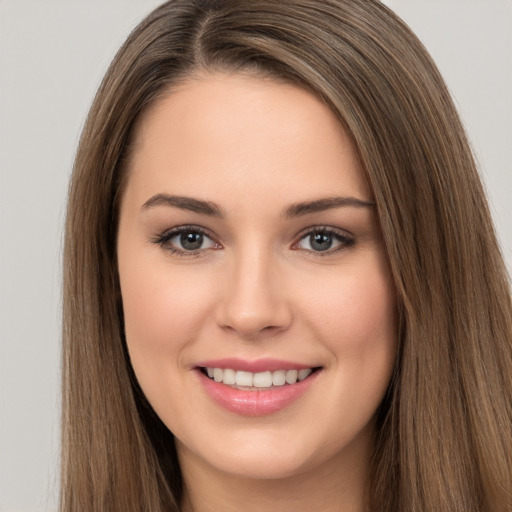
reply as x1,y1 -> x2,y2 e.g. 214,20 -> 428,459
195,362 -> 322,416
203,367 -> 314,389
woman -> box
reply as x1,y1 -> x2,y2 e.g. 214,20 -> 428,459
61,1 -> 512,511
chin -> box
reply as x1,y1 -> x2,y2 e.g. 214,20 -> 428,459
175,416 -> 373,483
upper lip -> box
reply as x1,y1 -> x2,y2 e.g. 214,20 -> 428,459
195,357 -> 318,373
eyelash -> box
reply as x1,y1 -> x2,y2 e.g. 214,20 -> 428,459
293,226 -> 356,256
151,225 -> 355,257
151,225 -> 220,257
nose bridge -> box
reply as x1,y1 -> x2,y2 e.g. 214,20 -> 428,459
217,241 -> 291,338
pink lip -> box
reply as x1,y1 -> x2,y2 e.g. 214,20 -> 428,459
196,357 -> 314,373
195,366 -> 321,417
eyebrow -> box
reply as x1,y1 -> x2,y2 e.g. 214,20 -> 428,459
142,194 -> 224,217
283,196 -> 374,218
141,193 -> 374,218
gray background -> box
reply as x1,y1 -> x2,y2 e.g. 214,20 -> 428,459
0,1 -> 510,511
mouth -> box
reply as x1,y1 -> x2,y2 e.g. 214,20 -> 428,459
195,361 -> 323,416
199,366 -> 321,390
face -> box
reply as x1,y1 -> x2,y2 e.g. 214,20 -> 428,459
117,73 -> 397,481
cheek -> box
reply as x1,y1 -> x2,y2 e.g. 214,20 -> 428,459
299,254 -> 397,379
306,263 -> 395,335
299,260 -> 397,442
119,253 -> 213,375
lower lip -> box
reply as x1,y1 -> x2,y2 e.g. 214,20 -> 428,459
196,369 -> 320,416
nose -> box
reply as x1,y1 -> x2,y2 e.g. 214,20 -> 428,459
215,248 -> 292,340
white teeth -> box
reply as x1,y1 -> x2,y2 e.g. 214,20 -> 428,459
235,370 -> 253,387
285,369 -> 298,384
272,369 -> 286,386
253,371 -> 273,388
204,367 -> 315,388
223,368 -> 236,385
298,368 -> 312,381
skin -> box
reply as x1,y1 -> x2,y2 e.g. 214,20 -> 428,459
117,72 -> 398,512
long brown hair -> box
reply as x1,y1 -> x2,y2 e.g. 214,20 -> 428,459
61,1 -> 512,510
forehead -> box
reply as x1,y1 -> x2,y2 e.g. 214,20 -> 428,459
125,72 -> 371,207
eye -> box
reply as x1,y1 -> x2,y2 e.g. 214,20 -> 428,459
294,227 -> 355,254
152,226 -> 221,255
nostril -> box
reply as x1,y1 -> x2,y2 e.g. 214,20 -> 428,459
216,301 -> 293,340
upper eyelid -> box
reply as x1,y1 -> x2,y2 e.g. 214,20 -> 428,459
295,225 -> 354,240
154,225 -> 217,242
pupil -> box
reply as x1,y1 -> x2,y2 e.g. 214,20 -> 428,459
180,232 -> 203,250
311,233 -> 332,251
